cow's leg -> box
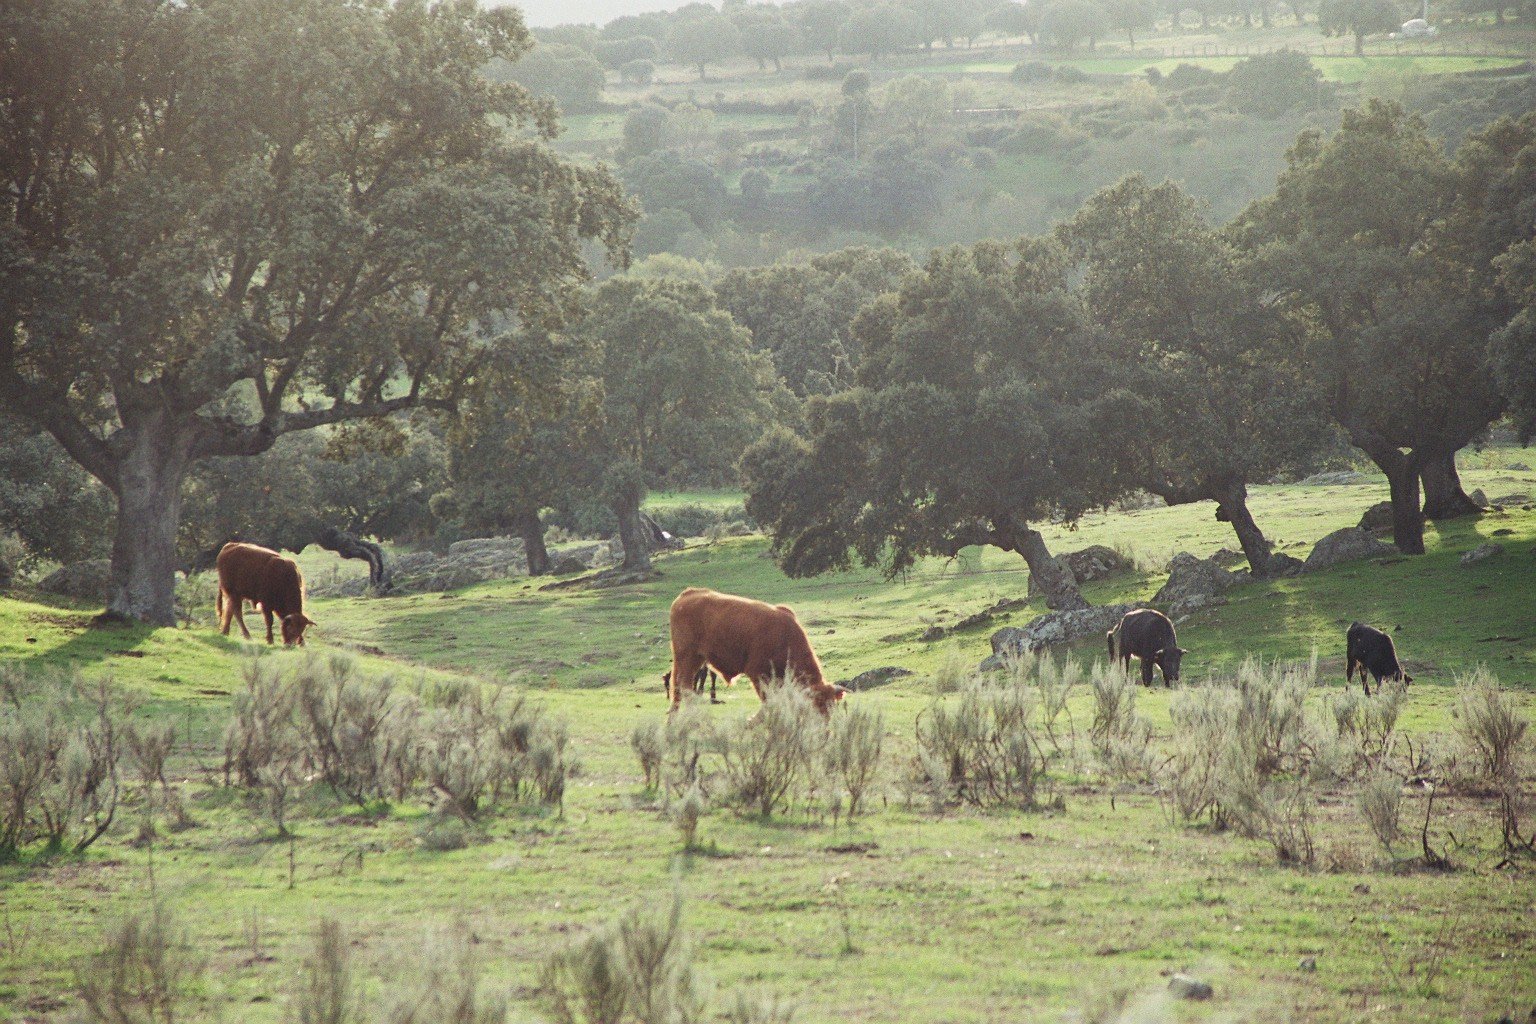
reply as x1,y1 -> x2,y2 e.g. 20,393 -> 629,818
1140,658 -> 1154,687
218,590 -> 234,636
230,598 -> 252,640
668,650 -> 706,708
262,606 -> 276,645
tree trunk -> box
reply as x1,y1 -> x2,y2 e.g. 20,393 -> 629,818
1354,28 -> 1365,55
615,502 -> 653,572
1419,449 -> 1482,520
1350,429 -> 1426,554
1213,478 -> 1276,577
105,427 -> 190,626
517,509 -> 551,576
1016,527 -> 1087,610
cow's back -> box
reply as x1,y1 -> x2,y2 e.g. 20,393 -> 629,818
1119,608 -> 1175,656
217,542 -> 304,615
671,588 -> 811,677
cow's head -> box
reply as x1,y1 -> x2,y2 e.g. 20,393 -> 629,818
281,613 -> 314,646
1157,646 -> 1188,683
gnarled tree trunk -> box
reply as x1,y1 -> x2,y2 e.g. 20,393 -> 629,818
516,509 -> 551,576
1015,526 -> 1087,610
1419,449 -> 1482,520
1213,478 -> 1276,577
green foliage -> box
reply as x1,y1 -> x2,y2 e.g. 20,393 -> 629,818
838,3 -> 922,58
623,153 -> 730,233
0,416 -> 113,568
489,42 -> 607,114
1039,0 -> 1108,50
1226,51 -> 1324,117
0,0 -> 635,622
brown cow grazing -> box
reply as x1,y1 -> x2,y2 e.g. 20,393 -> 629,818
215,542 -> 314,646
1346,621 -> 1412,695
667,588 -> 845,713
1108,608 -> 1186,687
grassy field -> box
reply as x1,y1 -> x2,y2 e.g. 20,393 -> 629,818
938,54 -> 1535,80
3,466 -> 1536,1022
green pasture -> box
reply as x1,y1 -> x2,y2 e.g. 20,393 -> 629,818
3,465 -> 1536,1022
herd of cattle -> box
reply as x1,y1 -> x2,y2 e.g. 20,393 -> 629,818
212,541 -> 1415,706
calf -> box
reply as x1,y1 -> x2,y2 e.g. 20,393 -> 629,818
215,542 -> 314,646
1108,608 -> 1186,687
660,665 -> 724,704
1346,622 -> 1412,694
667,587 -> 845,713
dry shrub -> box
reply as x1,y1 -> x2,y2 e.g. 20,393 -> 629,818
542,892 -> 708,1024
223,655 -> 298,788
718,681 -> 825,818
659,697 -> 715,798
927,650 -> 973,696
1453,667 -> 1534,853
293,655 -> 402,806
631,719 -> 665,791
293,919 -> 364,1024
76,904 -> 203,1024
0,672 -> 127,860
1220,762 -> 1316,864
913,672 -> 1045,810
823,704 -> 883,817
671,783 -> 707,850
1357,769 -> 1403,857
1089,662 -> 1152,780
726,992 -> 796,1024
382,927 -> 508,1024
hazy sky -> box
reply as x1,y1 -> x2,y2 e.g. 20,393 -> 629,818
502,0 -> 728,28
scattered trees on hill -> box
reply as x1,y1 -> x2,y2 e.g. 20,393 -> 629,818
839,4 -> 923,60
734,6 -> 802,72
1318,0 -> 1406,54
488,42 -> 607,114
797,0 -> 855,61
0,0 -> 633,623
667,12 -> 742,80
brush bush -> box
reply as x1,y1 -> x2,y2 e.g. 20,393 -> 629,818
913,671 -> 1046,810
718,681 -> 826,818
823,704 -> 884,817
75,904 -> 203,1024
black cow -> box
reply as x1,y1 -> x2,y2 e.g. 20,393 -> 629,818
1346,622 -> 1412,694
661,664 -> 724,704
1108,608 -> 1186,687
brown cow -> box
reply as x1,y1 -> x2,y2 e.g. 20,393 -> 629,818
215,542 -> 314,646
667,587 -> 845,713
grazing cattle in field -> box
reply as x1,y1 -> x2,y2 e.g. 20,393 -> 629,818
216,542 -> 313,646
661,665 -> 724,703
1108,608 -> 1186,687
667,587 -> 846,713
1346,622 -> 1412,694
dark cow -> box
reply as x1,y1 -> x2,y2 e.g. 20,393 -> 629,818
216,542 -> 314,646
667,587 -> 846,713
1346,622 -> 1412,694
1108,608 -> 1186,687
660,665 -> 724,704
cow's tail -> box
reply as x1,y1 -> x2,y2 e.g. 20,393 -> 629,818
216,588 -> 223,619
1106,628 -> 1116,664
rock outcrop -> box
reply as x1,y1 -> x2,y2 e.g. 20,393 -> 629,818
982,603 -> 1141,669
1303,527 -> 1395,572
1154,552 -> 1243,616
40,560 -> 112,603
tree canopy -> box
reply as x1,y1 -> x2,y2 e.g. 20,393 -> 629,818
0,0 -> 634,622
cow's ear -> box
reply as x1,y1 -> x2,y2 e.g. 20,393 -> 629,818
301,614 -> 316,627
1179,647 -> 1189,655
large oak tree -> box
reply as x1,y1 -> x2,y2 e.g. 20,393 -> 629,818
1059,175 -> 1332,577
0,0 -> 634,623
743,239 -> 1146,610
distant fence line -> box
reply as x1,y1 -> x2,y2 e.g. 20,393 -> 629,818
1112,40 -> 1533,59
